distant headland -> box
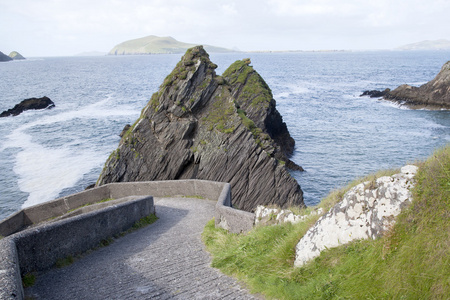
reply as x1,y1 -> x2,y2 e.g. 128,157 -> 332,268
108,35 -> 235,55
396,39 -> 450,51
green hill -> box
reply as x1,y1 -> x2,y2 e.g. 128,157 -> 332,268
108,35 -> 234,55
9,51 -> 25,60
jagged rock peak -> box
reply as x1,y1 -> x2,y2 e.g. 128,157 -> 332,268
97,46 -> 304,212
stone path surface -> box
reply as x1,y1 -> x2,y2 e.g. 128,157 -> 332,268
25,197 -> 259,299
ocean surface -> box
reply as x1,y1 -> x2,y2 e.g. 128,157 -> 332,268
1,51 -> 449,220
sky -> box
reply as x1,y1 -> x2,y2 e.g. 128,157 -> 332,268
1,0 -> 450,57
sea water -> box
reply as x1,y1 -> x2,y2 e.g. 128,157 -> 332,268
1,51 -> 449,220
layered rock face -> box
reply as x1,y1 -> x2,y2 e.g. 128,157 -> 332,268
0,96 -> 55,117
384,61 -> 450,109
294,165 -> 418,267
97,46 -> 304,212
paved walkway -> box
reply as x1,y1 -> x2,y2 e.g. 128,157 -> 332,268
25,197 -> 259,299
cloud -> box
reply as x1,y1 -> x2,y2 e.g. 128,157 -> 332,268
1,0 -> 450,56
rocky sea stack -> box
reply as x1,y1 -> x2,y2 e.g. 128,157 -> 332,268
384,61 -> 450,109
97,46 -> 304,211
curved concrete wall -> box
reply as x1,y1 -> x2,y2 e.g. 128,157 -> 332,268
0,180 -> 255,300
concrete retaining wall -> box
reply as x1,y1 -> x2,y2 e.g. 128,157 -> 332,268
0,238 -> 23,299
0,185 -> 111,237
0,180 -> 243,237
0,180 -> 255,299
15,196 -> 154,274
215,183 -> 255,234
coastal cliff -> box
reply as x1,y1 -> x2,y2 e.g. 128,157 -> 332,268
97,46 -> 304,212
384,60 -> 450,109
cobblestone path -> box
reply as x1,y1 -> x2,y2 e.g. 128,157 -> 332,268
25,197 -> 259,299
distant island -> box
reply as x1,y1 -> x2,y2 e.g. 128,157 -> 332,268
9,51 -> 25,60
108,35 -> 234,55
0,50 -> 25,62
396,39 -> 450,50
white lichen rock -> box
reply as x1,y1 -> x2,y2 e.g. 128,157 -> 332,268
294,165 -> 418,267
254,205 -> 323,225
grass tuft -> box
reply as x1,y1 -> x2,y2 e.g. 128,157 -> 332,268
131,214 -> 158,231
22,273 -> 36,288
55,255 -> 74,268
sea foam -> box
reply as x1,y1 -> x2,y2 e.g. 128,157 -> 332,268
2,95 -> 138,208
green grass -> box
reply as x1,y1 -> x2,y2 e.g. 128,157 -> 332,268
202,145 -> 450,299
55,255 -> 74,268
202,93 -> 237,133
130,214 -> 159,231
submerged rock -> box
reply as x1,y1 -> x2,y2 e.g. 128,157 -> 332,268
360,88 -> 390,98
383,61 -> 450,109
97,46 -> 304,212
294,165 -> 418,267
0,96 -> 55,117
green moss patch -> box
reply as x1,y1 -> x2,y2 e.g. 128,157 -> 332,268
202,92 -> 237,134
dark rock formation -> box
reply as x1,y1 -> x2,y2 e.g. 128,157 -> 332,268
9,51 -> 25,60
119,124 -> 131,137
0,51 -> 13,62
383,61 -> 450,109
97,46 -> 304,212
360,88 -> 390,98
0,97 -> 55,117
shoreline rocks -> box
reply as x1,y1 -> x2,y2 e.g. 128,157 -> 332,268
362,61 -> 450,109
0,97 -> 55,118
360,88 -> 390,98
97,46 -> 305,212
294,165 -> 418,267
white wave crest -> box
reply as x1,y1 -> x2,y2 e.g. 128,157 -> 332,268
2,95 -> 139,208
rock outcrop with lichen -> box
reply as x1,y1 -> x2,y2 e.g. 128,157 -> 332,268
97,46 -> 304,212
383,61 -> 450,109
294,165 -> 418,267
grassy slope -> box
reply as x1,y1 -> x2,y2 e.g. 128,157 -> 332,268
202,145 -> 449,299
